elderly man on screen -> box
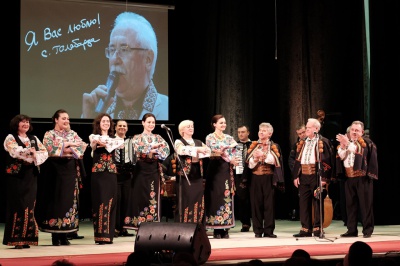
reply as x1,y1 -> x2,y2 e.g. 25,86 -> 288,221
82,11 -> 168,120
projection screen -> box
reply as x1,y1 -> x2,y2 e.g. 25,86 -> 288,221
20,0 -> 171,120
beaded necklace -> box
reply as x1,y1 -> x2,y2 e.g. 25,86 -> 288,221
213,132 -> 225,141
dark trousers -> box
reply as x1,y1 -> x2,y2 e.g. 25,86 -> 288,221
298,174 -> 323,231
115,173 -> 132,233
344,176 -> 374,235
234,174 -> 251,227
250,174 -> 275,235
287,174 -> 299,219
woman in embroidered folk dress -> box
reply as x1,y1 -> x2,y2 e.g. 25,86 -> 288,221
123,113 -> 169,230
174,120 -> 211,223
205,114 -> 238,239
89,113 -> 124,244
37,109 -> 87,246
3,114 -> 48,249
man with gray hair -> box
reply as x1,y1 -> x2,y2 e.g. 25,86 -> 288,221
246,122 -> 284,238
336,121 -> 378,238
292,118 -> 334,238
82,11 -> 168,120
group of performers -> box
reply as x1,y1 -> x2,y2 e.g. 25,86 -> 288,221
2,111 -> 378,249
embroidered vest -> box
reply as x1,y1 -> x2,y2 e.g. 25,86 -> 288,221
5,134 -> 38,175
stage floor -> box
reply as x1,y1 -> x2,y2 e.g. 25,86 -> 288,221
1,220 -> 399,265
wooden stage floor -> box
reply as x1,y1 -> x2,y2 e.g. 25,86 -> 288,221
1,220 -> 399,265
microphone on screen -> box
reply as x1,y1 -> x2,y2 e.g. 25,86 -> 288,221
95,71 -> 121,114
161,124 -> 171,131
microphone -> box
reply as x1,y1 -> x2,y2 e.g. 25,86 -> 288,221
95,71 -> 120,114
161,124 -> 171,131
30,139 -> 37,155
313,131 -> 318,135
31,139 -> 38,150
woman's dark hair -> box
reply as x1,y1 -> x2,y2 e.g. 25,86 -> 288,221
9,114 -> 33,133
51,109 -> 68,127
142,113 -> 156,123
92,113 -> 115,136
210,114 -> 224,130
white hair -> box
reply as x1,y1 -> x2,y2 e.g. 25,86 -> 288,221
112,12 -> 158,79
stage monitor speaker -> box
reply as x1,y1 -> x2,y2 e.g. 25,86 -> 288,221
134,222 -> 211,265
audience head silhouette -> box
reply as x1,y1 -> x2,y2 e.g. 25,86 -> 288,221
51,259 -> 76,266
346,241 -> 373,266
291,249 -> 311,260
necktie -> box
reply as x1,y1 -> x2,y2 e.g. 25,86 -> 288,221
242,142 -> 248,162
115,147 -> 120,163
115,139 -> 125,164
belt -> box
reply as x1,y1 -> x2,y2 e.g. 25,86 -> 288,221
49,156 -> 75,160
252,164 -> 273,175
137,157 -> 158,163
301,164 -> 316,175
116,164 -> 135,171
345,167 -> 364,178
210,156 -> 222,160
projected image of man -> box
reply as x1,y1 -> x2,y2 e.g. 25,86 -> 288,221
82,11 -> 168,120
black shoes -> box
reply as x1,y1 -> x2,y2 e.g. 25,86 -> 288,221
213,234 -> 222,239
15,245 -> 30,249
363,234 -> 371,238
213,230 -> 229,239
52,237 -> 70,246
119,230 -> 134,237
60,239 -> 71,245
255,233 -> 276,238
313,227 -> 321,237
67,233 -> 84,240
97,241 -> 113,245
220,231 -> 229,239
14,245 -> 29,249
240,225 -> 250,232
340,232 -> 358,237
293,231 -> 312,238
115,229 -> 134,237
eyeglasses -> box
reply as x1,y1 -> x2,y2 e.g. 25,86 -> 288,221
105,45 -> 148,58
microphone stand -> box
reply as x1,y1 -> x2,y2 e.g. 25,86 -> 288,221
315,133 -> 335,242
163,128 -> 190,223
